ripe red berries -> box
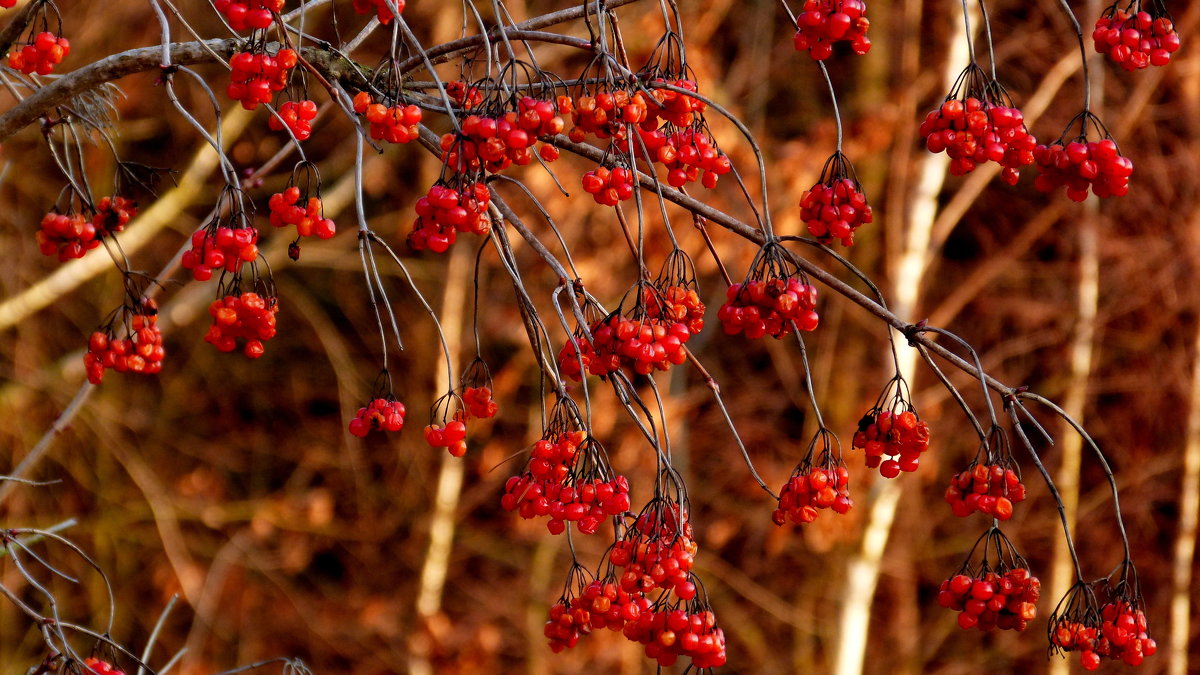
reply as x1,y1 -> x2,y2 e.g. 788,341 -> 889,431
793,0 -> 871,60
351,0 -> 405,24
84,299 -> 165,385
1033,131 -> 1133,200
204,291 -> 278,358
1049,583 -> 1156,671
213,0 -> 282,31
7,32 -> 70,75
1093,6 -> 1181,70
581,165 -> 635,205
181,225 -> 260,281
853,410 -> 930,477
774,430 -> 852,525
353,91 -> 422,144
227,48 -> 296,111
946,461 -> 1026,520
408,181 -> 492,253
269,186 -> 336,240
269,99 -> 318,141
37,212 -> 98,261
919,66 -> 1038,184
83,658 -> 126,675
938,567 -> 1040,632
719,244 -> 820,339
348,398 -> 406,437
801,151 -> 873,246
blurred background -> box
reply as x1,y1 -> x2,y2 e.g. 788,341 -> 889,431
1,0 -> 1199,673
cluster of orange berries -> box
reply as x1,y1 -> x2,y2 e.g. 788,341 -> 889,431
181,226 -> 261,281
353,91 -> 422,144
938,567 -> 1041,631
347,398 -> 406,437
772,463 -> 852,525
227,48 -> 296,111
84,302 -> 165,385
204,291 -> 278,358
852,409 -> 930,478
945,462 -> 1027,520
7,32 -> 70,75
718,276 -> 820,339
213,0 -> 281,31
268,186 -> 336,240
408,181 -> 492,253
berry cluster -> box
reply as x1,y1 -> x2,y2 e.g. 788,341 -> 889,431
204,291 -> 278,358
580,165 -> 636,205
557,290 -> 694,381
445,80 -> 483,108
1094,600 -> 1156,666
610,500 -> 698,597
93,196 -> 137,238
1033,132 -> 1133,201
801,151 -> 873,246
919,67 -> 1037,183
938,567 -> 1040,631
269,186 -> 336,240
719,245 -> 820,339
213,0 -> 282,31
792,0 -> 871,60
567,89 -> 652,142
440,99 -> 566,175
84,300 -> 165,385
945,458 -> 1027,520
347,397 -> 406,437
227,48 -> 297,111
351,0 -> 404,24
1093,6 -> 1181,70
424,417 -> 468,457
1051,590 -> 1157,670
353,92 -> 422,144
37,212 -> 99,261
7,32 -> 70,75
545,575 -> 650,652
502,430 -> 631,534
853,377 -> 930,477
632,127 -> 732,189
462,386 -> 498,419
643,285 -> 705,336
642,79 -> 707,127
268,99 -> 318,141
622,601 -> 728,669
0,0 -> 15,8
83,658 -> 126,675
181,225 -> 261,281
773,432 -> 852,525
408,181 -> 492,253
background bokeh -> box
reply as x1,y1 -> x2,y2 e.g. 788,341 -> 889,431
1,0 -> 1199,673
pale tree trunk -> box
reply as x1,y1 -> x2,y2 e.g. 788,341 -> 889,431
832,6 -> 975,674
1172,313 -> 1200,675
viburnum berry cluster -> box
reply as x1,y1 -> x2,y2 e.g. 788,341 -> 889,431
84,296 -> 165,385
408,179 -> 492,253
351,0 -> 404,24
919,64 -> 1037,184
268,164 -> 337,247
347,396 -> 406,437
502,428 -> 631,535
82,658 -> 126,675
353,91 -> 422,144
93,196 -> 137,238
7,31 -> 70,75
181,216 -> 261,282
557,283 -> 694,380
801,151 -> 873,246
268,99 -> 319,141
945,426 -> 1027,520
610,492 -> 698,597
459,357 -> 499,419
204,288 -> 278,358
773,429 -> 853,525
580,164 -> 636,205
568,88 -> 652,142
644,250 -> 706,336
1092,0 -> 1181,70
852,374 -> 930,477
718,243 -> 820,338
1049,579 -> 1157,670
937,528 -> 1041,632
1033,111 -> 1133,200
792,0 -> 871,60
227,47 -> 297,111
213,0 -> 282,32
620,589 -> 728,668
439,94 -> 567,174
637,125 -> 733,189
36,211 -> 99,261
422,391 -> 471,457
